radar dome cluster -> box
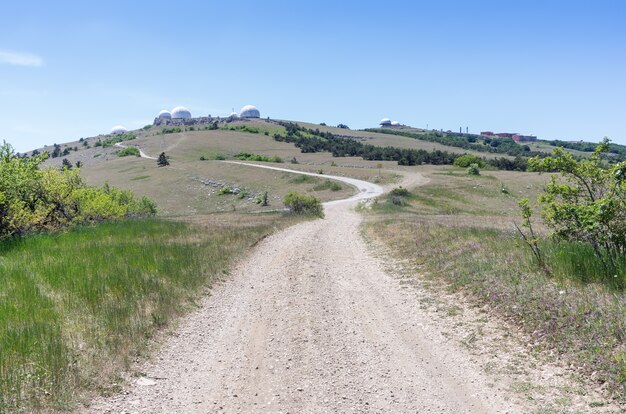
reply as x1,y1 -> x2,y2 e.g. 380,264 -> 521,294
380,118 -> 401,127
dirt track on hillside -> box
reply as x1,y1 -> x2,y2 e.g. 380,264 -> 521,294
86,166 -> 616,413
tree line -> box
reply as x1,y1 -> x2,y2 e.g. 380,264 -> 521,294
274,122 -> 528,170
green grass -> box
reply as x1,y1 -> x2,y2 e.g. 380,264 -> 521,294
0,218 -> 280,412
541,241 -> 626,290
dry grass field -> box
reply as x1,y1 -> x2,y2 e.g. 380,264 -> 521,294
13,119 -> 623,410
362,165 -> 626,400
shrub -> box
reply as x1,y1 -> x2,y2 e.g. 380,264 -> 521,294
234,152 -> 282,163
218,187 -> 233,195
467,163 -> 480,175
0,142 -> 156,239
390,195 -> 408,206
389,186 -> 410,197
453,154 -> 485,168
161,127 -> 182,134
255,191 -> 269,206
525,138 -> 626,281
313,180 -> 342,192
116,147 -> 140,157
283,192 -> 323,217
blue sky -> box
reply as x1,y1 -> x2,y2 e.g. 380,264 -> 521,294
1,0 -> 625,152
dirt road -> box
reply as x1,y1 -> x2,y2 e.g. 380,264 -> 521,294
89,165 -> 524,413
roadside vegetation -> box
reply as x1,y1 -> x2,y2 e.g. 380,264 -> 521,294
0,216 -> 292,412
1,142 -> 312,411
116,147 -> 140,157
283,191 -> 323,217
520,139 -> 626,290
234,152 -> 283,163
0,142 -> 155,239
363,164 -> 625,399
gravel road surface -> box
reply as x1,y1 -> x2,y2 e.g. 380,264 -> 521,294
88,165 -> 526,413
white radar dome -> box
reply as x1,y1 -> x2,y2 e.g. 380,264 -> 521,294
110,125 -> 128,135
171,106 -> 191,119
240,105 -> 260,118
158,110 -> 172,119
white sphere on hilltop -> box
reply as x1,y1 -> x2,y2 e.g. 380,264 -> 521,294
110,125 -> 128,135
240,105 -> 260,118
391,120 -> 400,126
229,111 -> 239,118
158,110 -> 172,119
171,106 -> 191,119
380,118 -> 391,126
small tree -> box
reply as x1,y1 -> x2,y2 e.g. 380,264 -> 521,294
157,152 -> 169,167
526,138 -> 626,271
61,158 -> 73,170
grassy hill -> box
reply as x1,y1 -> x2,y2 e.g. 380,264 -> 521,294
5,117 -> 624,410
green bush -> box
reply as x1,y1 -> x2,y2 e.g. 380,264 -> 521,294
218,187 -> 234,195
0,142 -> 156,239
255,191 -> 269,206
161,127 -> 182,135
467,163 -> 480,175
389,186 -> 410,197
313,180 -> 342,192
234,152 -> 283,163
116,147 -> 140,157
454,154 -> 485,168
283,192 -> 323,217
523,138 -> 626,283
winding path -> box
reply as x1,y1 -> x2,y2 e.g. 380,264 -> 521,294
88,163 -> 525,413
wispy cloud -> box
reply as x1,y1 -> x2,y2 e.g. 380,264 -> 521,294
0,50 -> 43,67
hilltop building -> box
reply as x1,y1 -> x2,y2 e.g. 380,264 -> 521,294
391,121 -> 401,126
380,118 -> 392,126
